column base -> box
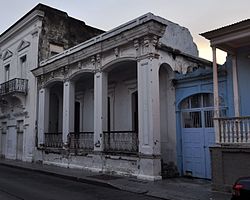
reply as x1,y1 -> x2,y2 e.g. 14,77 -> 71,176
138,155 -> 162,181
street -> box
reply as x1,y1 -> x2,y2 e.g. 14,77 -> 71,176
0,165 -> 159,200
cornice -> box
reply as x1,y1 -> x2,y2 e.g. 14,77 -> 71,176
32,19 -> 166,77
0,10 -> 44,45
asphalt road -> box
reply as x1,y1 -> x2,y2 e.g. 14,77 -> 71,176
0,165 -> 159,200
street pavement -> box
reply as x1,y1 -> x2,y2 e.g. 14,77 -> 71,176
0,165 -> 159,200
0,159 -> 231,200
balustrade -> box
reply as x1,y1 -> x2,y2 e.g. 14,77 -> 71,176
217,117 -> 250,144
44,132 -> 63,148
103,131 -> 138,153
0,78 -> 28,96
68,132 -> 94,151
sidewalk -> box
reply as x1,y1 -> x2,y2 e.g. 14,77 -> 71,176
0,159 -> 231,200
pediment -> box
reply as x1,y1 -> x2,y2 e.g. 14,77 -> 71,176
17,40 -> 30,52
2,49 -> 13,60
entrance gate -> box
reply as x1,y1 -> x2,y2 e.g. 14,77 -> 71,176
181,93 -> 220,179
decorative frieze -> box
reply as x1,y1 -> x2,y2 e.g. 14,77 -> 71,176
134,39 -> 139,51
114,47 -> 119,57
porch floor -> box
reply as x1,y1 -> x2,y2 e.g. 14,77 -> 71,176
0,158 -> 230,200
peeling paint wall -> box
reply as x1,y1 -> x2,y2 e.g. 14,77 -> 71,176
38,5 -> 104,62
160,20 -> 198,57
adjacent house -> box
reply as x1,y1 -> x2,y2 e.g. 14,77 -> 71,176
201,19 -> 250,191
0,3 -> 103,162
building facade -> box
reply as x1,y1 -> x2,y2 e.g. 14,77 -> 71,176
0,4 -> 103,162
202,19 -> 250,191
1,4 -> 240,183
32,13 -> 222,180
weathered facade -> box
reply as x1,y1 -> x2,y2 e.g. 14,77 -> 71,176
0,4 -> 103,162
32,13 -> 219,180
0,3 -> 237,182
201,19 -> 250,191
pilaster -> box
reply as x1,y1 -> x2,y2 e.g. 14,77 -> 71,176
212,47 -> 220,143
94,71 -> 108,151
137,55 -> 161,180
63,80 -> 75,143
37,87 -> 50,146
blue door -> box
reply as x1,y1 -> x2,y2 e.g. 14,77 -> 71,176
181,94 -> 215,179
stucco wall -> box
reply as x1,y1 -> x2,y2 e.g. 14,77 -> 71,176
38,5 -> 104,62
210,146 -> 250,192
159,20 -> 198,57
236,47 -> 250,116
159,65 -> 176,165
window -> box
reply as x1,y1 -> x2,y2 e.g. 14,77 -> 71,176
49,44 -> 64,57
182,111 -> 202,128
1,122 -> 7,134
180,93 -> 225,109
4,64 -> 10,82
20,55 -> 27,79
181,93 -> 226,129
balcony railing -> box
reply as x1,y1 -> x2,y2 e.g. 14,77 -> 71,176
103,131 -> 138,154
44,132 -> 63,148
68,132 -> 94,151
217,116 -> 250,144
0,78 -> 28,96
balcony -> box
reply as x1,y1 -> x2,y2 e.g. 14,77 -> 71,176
44,132 -> 63,148
68,132 -> 94,152
103,131 -> 138,154
0,78 -> 28,96
217,116 -> 250,144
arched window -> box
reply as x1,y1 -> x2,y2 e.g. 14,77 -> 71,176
180,93 -> 225,128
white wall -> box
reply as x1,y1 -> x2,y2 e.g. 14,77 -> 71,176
0,19 -> 42,161
159,65 -> 177,164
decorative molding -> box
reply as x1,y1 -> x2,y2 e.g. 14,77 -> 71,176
114,47 -> 119,57
152,36 -> 158,47
91,56 -> 96,65
2,49 -> 13,60
13,111 -> 28,117
124,79 -> 137,91
134,39 -> 139,50
17,40 -> 30,52
143,36 -> 150,48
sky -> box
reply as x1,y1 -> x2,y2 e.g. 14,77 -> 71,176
0,0 -> 249,64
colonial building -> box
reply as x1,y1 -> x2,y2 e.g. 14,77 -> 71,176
32,12 -> 222,180
0,4 -> 103,162
201,19 -> 250,191
1,3 -> 239,182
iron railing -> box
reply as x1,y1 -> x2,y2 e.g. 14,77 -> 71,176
103,131 -> 138,154
44,132 -> 63,148
217,116 -> 250,143
0,78 -> 28,96
68,132 -> 94,151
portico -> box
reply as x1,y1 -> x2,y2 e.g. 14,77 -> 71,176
33,13 -> 201,180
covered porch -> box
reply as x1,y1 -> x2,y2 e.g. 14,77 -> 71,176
201,19 -> 250,191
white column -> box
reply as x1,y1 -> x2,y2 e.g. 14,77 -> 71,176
212,47 -> 220,143
38,88 -> 50,146
137,57 -> 161,180
94,71 -> 107,151
79,98 -> 84,132
58,96 -> 63,133
232,55 -> 240,117
63,80 -> 75,143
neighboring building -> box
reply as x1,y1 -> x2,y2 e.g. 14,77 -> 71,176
32,12 -> 222,180
0,4 -> 103,162
201,19 -> 250,191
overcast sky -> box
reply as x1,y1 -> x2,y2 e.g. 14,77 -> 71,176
0,0 -> 249,64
